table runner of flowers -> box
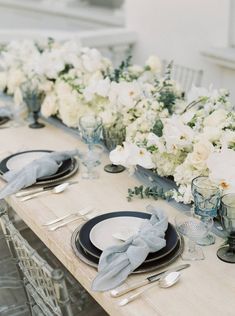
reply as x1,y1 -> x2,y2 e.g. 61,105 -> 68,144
0,39 -> 234,204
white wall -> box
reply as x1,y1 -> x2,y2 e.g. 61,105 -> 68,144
125,0 -> 230,89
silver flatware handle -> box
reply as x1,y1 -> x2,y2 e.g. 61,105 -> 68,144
16,188 -> 43,197
20,191 -> 48,201
111,279 -> 149,297
16,180 -> 78,197
111,263 -> 190,297
43,213 -> 77,226
48,216 -> 84,231
43,207 -> 92,226
119,283 -> 157,306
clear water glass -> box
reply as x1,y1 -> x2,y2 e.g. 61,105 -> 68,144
78,145 -> 103,179
191,176 -> 221,246
217,193 -> 235,263
79,115 -> 102,148
175,212 -> 213,261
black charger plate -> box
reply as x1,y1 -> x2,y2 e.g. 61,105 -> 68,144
0,150 -> 74,182
71,224 -> 183,274
78,211 -> 179,263
0,116 -> 10,126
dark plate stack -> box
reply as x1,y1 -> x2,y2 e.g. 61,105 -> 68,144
0,150 -> 78,186
71,211 -> 184,274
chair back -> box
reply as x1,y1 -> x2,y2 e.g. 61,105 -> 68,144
162,60 -> 203,93
0,213 -> 73,316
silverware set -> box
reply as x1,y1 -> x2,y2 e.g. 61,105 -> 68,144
119,270 -> 181,306
16,181 -> 78,201
110,263 -> 190,306
44,207 -> 97,231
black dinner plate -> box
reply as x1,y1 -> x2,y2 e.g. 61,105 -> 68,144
0,116 -> 10,126
78,211 -> 179,263
71,225 -> 183,274
0,150 -> 74,182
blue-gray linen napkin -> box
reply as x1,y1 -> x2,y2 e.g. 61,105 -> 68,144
0,107 -> 12,118
92,206 -> 168,291
0,150 -> 78,199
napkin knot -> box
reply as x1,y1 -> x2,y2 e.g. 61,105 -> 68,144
92,206 -> 168,291
0,149 -> 78,199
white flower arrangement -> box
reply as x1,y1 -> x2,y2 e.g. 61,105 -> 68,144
111,86 -> 235,204
2,39 -> 234,204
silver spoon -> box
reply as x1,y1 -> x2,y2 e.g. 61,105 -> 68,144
118,271 -> 181,306
20,182 -> 70,202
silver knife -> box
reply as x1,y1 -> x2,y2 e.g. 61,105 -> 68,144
15,180 -> 78,197
110,263 -> 190,297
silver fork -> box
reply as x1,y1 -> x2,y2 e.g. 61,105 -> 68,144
47,208 -> 98,231
43,207 -> 92,227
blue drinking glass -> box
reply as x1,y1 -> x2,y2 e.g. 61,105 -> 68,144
191,176 -> 221,246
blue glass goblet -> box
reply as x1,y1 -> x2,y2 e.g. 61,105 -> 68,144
217,193 -> 235,263
192,176 -> 221,246
23,91 -> 45,129
79,115 -> 102,149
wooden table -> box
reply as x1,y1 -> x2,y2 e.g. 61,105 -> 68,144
0,123 -> 235,316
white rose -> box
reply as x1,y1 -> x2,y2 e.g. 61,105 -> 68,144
81,48 -> 102,73
187,140 -> 213,170
202,126 -> 222,142
145,55 -> 162,73
41,93 -> 58,118
7,69 -> 25,94
0,72 -> 7,91
204,109 -> 227,127
13,88 -> 23,106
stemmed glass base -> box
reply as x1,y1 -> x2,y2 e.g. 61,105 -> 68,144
217,246 -> 235,263
29,112 -> 45,129
196,233 -> 215,246
104,164 -> 125,173
81,170 -> 99,180
182,240 -> 205,261
217,235 -> 235,263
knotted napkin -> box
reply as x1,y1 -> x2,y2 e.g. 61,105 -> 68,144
92,206 -> 168,291
0,150 -> 78,199
0,107 -> 12,118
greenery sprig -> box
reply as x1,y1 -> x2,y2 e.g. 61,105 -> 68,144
127,185 -> 173,202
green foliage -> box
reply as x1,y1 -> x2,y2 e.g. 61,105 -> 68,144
61,76 -> 84,93
127,185 -> 173,202
187,114 -> 197,128
151,119 -> 164,137
108,55 -> 132,82
158,89 -> 177,114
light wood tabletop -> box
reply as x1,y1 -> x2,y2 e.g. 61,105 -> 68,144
0,122 -> 235,316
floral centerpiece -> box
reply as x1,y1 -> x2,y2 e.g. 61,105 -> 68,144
110,86 -> 235,203
1,39 -> 234,205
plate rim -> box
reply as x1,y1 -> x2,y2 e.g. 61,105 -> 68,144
78,211 -> 179,263
0,149 -> 74,182
71,224 -> 184,274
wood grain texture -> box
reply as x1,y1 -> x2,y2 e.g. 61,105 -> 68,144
1,123 -> 235,316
